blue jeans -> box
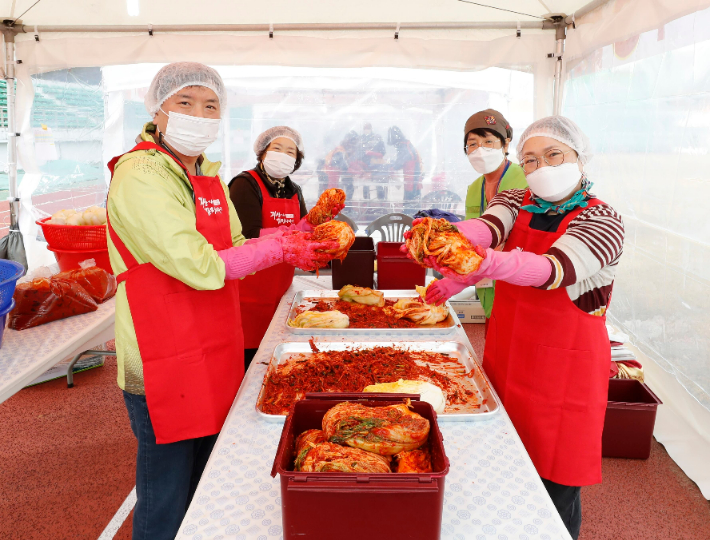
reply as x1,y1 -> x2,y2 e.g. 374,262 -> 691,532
123,391 -> 218,540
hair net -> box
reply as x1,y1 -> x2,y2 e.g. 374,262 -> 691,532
144,62 -> 227,116
516,115 -> 593,165
253,126 -> 304,155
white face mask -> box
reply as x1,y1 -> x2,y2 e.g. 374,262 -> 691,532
526,162 -> 582,202
262,150 -> 296,179
160,109 -> 220,157
468,146 -> 505,175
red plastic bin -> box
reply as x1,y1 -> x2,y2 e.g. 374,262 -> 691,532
602,379 -> 662,459
48,247 -> 114,275
376,241 -> 426,290
37,218 -> 108,250
272,393 -> 450,540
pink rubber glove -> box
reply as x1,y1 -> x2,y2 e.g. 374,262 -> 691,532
281,232 -> 340,272
218,238 -> 283,280
426,248 -> 552,287
260,216 -> 314,237
455,219 -> 493,249
425,279 -> 470,306
218,234 -> 339,278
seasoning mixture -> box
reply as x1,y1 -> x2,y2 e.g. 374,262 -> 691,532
259,346 -> 476,415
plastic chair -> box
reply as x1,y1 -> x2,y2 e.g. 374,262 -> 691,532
365,213 -> 413,242
334,213 -> 358,232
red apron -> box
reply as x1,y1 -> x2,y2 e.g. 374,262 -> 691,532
483,190 -> 610,486
107,141 -> 244,444
238,170 -> 301,349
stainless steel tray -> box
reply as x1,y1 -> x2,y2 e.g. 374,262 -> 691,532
255,341 -> 500,423
286,290 -> 458,335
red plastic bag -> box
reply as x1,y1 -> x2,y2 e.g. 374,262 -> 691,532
9,278 -> 99,331
54,266 -> 117,303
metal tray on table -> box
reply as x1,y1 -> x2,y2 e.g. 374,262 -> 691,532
286,290 -> 459,335
255,341 -> 500,422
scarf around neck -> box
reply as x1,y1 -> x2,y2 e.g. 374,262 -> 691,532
259,163 -> 287,196
521,176 -> 594,214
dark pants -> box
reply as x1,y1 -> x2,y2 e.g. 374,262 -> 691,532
123,391 -> 218,540
244,348 -> 258,373
541,477 -> 582,540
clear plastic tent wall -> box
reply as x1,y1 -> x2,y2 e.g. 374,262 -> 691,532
564,0 -> 710,497
10,30 -> 555,268
103,64 -> 534,223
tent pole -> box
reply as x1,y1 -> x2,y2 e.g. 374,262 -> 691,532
565,0 -> 613,25
2,26 -> 19,230
15,21 -> 553,33
552,21 -> 566,115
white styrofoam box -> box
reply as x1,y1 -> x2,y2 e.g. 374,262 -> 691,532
450,300 -> 486,324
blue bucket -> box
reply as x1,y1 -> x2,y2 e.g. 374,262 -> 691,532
0,299 -> 16,349
0,260 -> 25,312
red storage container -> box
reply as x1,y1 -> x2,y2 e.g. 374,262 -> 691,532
272,393 -> 450,540
602,379 -> 662,459
332,236 -> 375,290
48,247 -> 114,275
376,241 -> 426,290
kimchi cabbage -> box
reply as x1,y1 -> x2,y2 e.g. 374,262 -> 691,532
322,401 -> 430,456
311,220 -> 355,261
337,285 -> 385,307
405,217 -> 486,275
306,188 -> 346,226
388,298 -> 448,326
288,310 -> 349,329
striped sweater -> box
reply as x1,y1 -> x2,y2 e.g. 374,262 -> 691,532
479,189 -> 625,316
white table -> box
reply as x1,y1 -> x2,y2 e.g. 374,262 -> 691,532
179,276 -> 572,540
0,297 -> 116,404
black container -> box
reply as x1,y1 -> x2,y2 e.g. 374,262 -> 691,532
332,236 -> 375,290
602,379 -> 662,459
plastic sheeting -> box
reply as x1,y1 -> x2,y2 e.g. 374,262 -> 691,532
563,5 -> 710,495
18,64 -> 534,269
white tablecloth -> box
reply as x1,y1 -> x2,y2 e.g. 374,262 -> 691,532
179,276 -> 571,540
0,297 -> 116,404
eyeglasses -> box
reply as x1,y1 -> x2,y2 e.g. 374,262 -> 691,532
521,148 -> 576,173
464,140 -> 501,153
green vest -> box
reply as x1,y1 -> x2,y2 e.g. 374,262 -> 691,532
465,162 -> 528,219
463,162 -> 528,317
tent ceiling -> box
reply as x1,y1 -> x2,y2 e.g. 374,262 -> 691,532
1,0 -> 593,27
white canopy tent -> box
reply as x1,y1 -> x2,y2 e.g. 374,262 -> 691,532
2,0 -> 710,497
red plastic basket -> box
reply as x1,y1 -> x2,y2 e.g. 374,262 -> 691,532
37,217 -> 108,251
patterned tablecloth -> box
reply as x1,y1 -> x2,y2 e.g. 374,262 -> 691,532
179,276 -> 571,540
0,297 -> 116,404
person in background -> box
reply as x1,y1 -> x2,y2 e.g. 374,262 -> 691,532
106,63 -> 338,540
360,122 -> 388,201
323,132 -> 356,200
423,116 -> 625,539
228,126 -> 312,371
459,109 -> 527,323
387,126 -> 423,214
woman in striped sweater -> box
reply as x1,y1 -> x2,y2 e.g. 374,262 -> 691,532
424,116 -> 624,540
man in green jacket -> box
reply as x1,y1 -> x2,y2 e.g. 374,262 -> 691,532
463,109 -> 528,320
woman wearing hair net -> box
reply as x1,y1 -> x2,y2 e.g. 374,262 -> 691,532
228,127 -> 331,371
417,116 -> 625,539
106,62 -> 339,540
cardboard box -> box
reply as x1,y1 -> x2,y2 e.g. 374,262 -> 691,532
449,300 -> 486,324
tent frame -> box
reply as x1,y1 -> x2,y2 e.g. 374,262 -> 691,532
2,1 -> 614,258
